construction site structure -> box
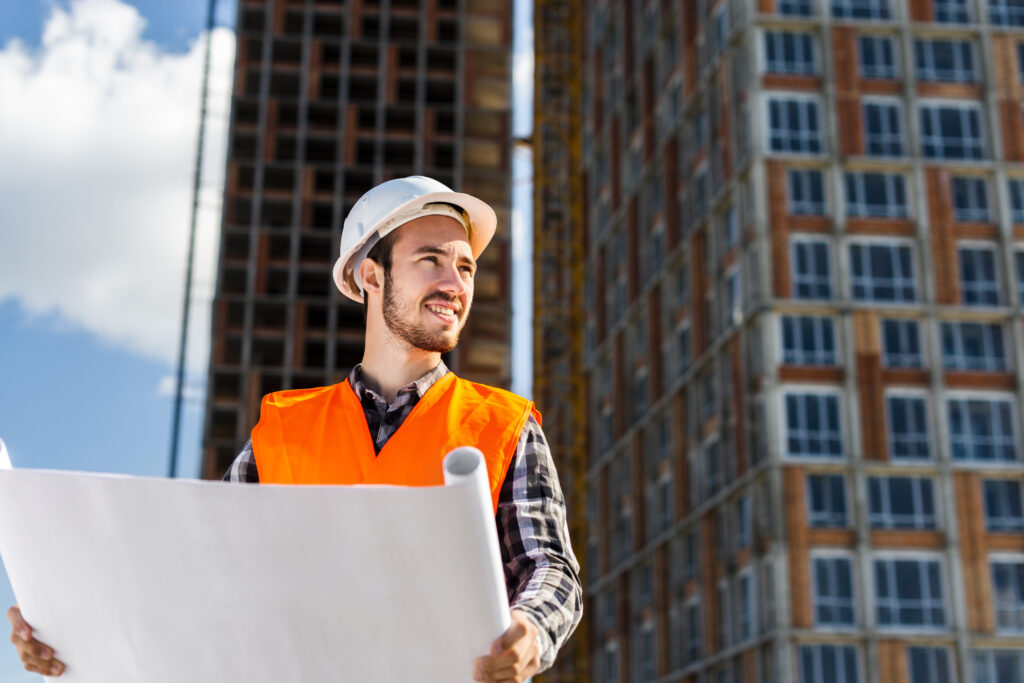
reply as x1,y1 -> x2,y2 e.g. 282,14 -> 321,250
541,0 -> 1024,681
532,0 -> 588,680
201,0 -> 515,479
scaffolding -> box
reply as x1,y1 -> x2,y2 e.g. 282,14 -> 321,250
532,0 -> 587,680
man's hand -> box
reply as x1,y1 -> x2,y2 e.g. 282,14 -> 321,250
8,606 -> 64,677
473,610 -> 541,682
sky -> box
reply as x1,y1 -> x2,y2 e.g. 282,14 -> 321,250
0,1 -> 533,680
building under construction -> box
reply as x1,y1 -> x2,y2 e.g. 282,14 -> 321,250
535,1 -> 1024,682
200,0 -> 514,479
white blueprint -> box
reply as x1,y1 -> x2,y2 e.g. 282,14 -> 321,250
0,446 -> 510,682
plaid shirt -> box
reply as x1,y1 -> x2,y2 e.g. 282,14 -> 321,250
224,362 -> 582,671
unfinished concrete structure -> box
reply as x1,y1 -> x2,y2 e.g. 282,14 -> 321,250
201,0 -> 514,479
539,1 -> 1024,681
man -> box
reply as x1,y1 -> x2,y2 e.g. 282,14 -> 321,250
8,176 -> 583,682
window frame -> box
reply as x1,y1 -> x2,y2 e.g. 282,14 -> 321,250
984,479 -> 1024,533
915,38 -> 977,83
882,318 -> 924,369
919,102 -> 985,160
872,552 -> 948,632
858,34 -> 899,79
886,391 -> 932,461
783,389 -> 844,459
957,243 -> 1001,306
862,98 -> 905,157
868,475 -> 938,530
788,168 -> 826,216
947,393 -> 1019,465
765,94 -> 824,155
807,473 -> 850,528
780,315 -> 839,366
791,236 -> 833,300
941,321 -> 1007,372
848,239 -> 917,303
811,551 -> 858,628
990,554 -> 1024,634
845,171 -> 908,218
764,30 -> 817,75
952,177 -> 991,223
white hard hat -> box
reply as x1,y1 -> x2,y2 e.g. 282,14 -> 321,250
333,176 -> 497,302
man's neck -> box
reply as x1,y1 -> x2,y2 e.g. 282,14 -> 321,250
359,346 -> 442,404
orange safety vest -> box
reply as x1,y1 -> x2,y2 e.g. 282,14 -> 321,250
250,371 -> 541,514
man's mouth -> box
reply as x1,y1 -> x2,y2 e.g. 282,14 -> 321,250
425,302 -> 459,322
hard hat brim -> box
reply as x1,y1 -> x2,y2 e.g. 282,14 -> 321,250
333,190 -> 497,302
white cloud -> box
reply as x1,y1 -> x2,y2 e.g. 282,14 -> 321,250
0,0 -> 235,375
156,374 -> 204,402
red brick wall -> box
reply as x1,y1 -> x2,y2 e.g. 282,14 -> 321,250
767,160 -> 792,298
784,466 -> 812,628
854,312 -> 888,461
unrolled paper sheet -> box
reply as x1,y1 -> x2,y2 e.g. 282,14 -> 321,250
0,444 -> 509,682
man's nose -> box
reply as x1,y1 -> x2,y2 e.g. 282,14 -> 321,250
437,262 -> 469,297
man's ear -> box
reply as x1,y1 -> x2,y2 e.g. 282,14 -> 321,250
360,258 -> 384,298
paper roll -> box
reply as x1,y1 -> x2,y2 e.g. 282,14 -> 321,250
443,447 -> 512,636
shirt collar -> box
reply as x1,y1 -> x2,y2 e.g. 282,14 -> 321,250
347,361 -> 449,403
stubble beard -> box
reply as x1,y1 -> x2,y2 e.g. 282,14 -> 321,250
381,271 -> 464,353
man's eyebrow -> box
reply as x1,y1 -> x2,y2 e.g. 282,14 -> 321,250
412,245 -> 476,267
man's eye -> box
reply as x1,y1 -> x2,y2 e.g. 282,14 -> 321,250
423,256 -> 439,265
460,266 -> 474,275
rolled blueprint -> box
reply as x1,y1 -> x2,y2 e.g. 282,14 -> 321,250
442,446 -> 513,640
0,446 -> 512,682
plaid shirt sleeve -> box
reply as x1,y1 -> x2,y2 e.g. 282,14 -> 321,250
498,413 -> 583,673
223,440 -> 260,483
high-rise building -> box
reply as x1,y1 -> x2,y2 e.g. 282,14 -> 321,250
538,1 -> 1024,681
201,0 -> 514,479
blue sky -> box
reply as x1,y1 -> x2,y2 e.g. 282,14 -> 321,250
0,1 -> 236,679
0,1 -> 532,680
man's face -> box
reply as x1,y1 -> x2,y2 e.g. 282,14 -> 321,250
379,215 -> 475,353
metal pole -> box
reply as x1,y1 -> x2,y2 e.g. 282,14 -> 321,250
169,0 -> 217,478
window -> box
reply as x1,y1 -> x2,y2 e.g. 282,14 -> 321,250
863,101 -> 903,156
869,477 -> 937,529
792,239 -> 832,299
934,0 -> 971,23
991,0 -> 1024,26
1009,179 -> 1024,222
849,242 -> 916,302
941,322 -> 1006,371
888,395 -> 931,460
984,480 -> 1024,532
765,32 -> 816,75
915,39 -> 977,83
724,205 -> 739,249
785,393 -> 843,458
807,474 -> 848,527
813,555 -> 856,626
859,35 -> 898,79
958,246 -> 1000,305
952,177 -> 991,222
972,650 -> 1024,683
882,319 -> 923,368
920,104 -> 985,160
780,0 -> 813,16
799,644 -> 859,683
1017,251 -> 1024,303
833,0 -> 890,19
684,530 -> 698,581
736,571 -> 755,642
703,438 -> 721,499
992,559 -> 1024,632
789,168 -> 826,215
948,397 -> 1017,462
874,556 -> 946,629
685,598 -> 701,664
767,97 -> 822,154
782,316 -> 837,366
736,496 -> 752,548
908,647 -> 953,683
845,172 -> 908,217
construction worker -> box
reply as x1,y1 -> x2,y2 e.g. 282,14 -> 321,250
7,176 -> 582,682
